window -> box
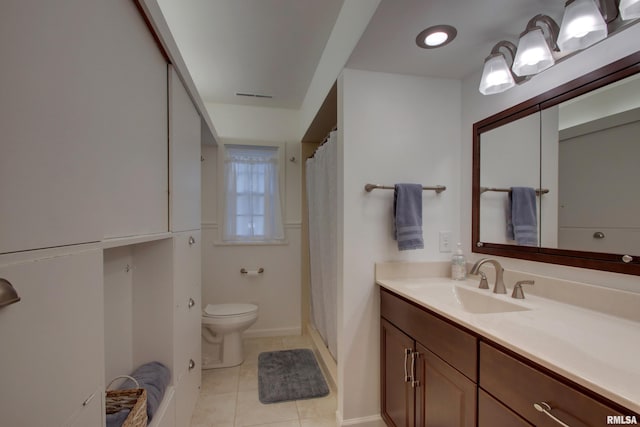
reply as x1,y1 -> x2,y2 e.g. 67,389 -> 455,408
223,145 -> 284,242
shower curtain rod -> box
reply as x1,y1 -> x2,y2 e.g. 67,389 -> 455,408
364,184 -> 447,193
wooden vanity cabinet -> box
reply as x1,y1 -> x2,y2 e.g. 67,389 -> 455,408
381,289 -> 477,427
380,287 -> 639,427
479,342 -> 631,427
381,319 -> 416,427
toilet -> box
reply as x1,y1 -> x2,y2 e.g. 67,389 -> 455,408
201,303 -> 258,369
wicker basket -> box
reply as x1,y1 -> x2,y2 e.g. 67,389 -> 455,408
106,375 -> 147,427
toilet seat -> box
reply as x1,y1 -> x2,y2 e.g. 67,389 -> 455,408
204,303 -> 258,318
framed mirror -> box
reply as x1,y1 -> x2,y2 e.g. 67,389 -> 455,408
473,51 -> 640,275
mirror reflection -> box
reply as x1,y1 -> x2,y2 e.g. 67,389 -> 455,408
549,73 -> 640,254
479,73 -> 640,257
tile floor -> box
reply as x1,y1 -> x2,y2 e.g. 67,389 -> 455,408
190,335 -> 337,427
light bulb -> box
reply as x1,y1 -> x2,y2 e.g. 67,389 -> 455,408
557,0 -> 607,52
425,31 -> 449,46
512,27 -> 555,76
479,54 -> 516,95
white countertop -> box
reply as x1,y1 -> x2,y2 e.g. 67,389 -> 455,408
377,276 -> 640,414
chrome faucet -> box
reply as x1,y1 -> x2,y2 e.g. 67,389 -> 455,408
469,258 -> 506,294
512,280 -> 535,299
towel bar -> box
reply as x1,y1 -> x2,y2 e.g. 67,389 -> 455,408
480,187 -> 549,196
364,184 -> 446,193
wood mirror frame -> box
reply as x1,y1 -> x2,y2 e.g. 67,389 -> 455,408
472,50 -> 640,276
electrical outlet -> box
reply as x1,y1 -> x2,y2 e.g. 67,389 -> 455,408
439,231 -> 452,252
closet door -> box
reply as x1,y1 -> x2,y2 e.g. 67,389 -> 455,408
173,231 -> 202,427
169,66 -> 202,232
0,249 -> 104,427
98,0 -> 169,239
0,0 -> 103,254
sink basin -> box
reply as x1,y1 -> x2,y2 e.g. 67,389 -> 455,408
401,282 -> 531,314
453,286 -> 530,314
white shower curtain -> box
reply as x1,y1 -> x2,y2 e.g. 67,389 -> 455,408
305,130 -> 338,360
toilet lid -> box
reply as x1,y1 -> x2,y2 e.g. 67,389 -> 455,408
204,303 -> 258,317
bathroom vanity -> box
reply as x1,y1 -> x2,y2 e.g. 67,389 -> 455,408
377,265 -> 640,427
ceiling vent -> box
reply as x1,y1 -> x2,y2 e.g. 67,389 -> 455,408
235,92 -> 273,99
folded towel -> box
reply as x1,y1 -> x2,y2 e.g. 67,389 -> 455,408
106,409 -> 131,427
120,361 -> 171,422
507,187 -> 538,246
393,183 -> 424,251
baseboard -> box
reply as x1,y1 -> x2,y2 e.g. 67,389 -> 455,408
338,413 -> 386,427
243,326 -> 301,338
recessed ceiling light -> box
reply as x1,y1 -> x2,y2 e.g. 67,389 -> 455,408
416,25 -> 457,49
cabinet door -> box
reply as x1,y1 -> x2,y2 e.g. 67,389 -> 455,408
0,0 -> 103,254
98,0 -> 169,239
68,387 -> 104,427
414,344 -> 476,427
479,389 -> 532,427
175,353 -> 201,427
381,319 -> 415,427
174,231 -> 202,426
480,342 -> 630,427
169,66 -> 202,232
0,250 -> 103,427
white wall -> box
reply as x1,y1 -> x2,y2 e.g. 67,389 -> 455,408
461,23 -> 640,293
202,104 -> 302,336
206,103 -> 300,142
338,69 -> 461,422
103,246 -> 134,384
298,0 -> 382,141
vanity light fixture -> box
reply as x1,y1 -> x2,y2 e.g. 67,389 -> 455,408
416,25 -> 457,49
512,15 -> 560,77
557,0 -> 609,52
479,0 -> 639,95
619,0 -> 640,20
479,41 -> 527,95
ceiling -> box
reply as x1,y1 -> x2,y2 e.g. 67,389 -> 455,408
157,0 -> 344,109
347,0 -> 564,80
158,0 -> 566,109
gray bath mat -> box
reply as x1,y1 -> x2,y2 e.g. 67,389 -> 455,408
258,349 -> 329,404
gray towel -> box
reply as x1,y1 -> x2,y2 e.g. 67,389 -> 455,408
507,187 -> 538,246
393,184 -> 424,251
106,409 -> 131,427
120,361 -> 171,422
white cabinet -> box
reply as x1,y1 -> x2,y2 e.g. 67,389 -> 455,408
98,0 -> 169,239
173,231 -> 202,427
0,249 -> 104,427
0,0 -> 103,254
169,66 -> 202,232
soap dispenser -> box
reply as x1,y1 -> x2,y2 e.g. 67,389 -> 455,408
451,243 -> 467,280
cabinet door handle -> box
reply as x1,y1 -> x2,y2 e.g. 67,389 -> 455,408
188,298 -> 195,309
534,402 -> 572,427
403,348 -> 411,382
189,359 -> 196,370
188,236 -> 196,246
410,351 -> 420,388
82,392 -> 96,407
